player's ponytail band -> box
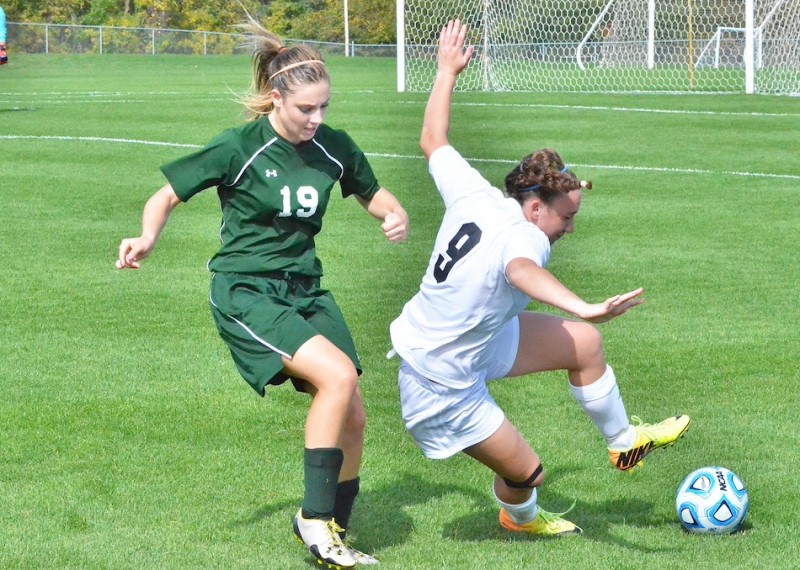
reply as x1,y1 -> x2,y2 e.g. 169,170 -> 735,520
518,165 -> 570,193
268,59 -> 325,82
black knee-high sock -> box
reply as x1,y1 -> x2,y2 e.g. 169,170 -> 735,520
333,477 -> 360,534
301,448 -> 344,519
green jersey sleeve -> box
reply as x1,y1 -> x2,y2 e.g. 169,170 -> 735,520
160,130 -> 242,202
335,130 -> 381,201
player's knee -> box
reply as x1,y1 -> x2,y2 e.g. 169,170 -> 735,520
339,367 -> 360,396
502,462 -> 544,489
574,322 -> 604,363
319,362 -> 359,396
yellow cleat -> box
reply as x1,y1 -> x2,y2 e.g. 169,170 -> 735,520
499,507 -> 582,536
609,414 -> 691,471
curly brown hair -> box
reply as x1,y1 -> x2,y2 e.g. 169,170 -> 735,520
504,148 -> 592,205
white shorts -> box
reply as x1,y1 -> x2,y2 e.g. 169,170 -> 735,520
397,317 -> 520,459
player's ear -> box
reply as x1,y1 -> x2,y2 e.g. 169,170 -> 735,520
525,197 -> 542,224
270,89 -> 283,108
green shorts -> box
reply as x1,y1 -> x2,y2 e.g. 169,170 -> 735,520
209,272 -> 362,396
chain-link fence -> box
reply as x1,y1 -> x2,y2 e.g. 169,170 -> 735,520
6,22 -> 396,58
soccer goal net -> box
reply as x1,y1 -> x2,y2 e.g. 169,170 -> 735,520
396,0 -> 800,95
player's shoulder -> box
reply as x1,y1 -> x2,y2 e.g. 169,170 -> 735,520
505,217 -> 551,258
206,118 -> 277,155
225,118 -> 272,142
430,145 -> 488,186
313,124 -> 357,148
206,120 -> 252,146
428,145 -> 466,172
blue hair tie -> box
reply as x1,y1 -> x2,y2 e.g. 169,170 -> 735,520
518,165 -> 569,193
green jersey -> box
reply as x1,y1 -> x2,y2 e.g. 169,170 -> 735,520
162,118 -> 381,276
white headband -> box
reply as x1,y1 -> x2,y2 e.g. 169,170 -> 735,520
268,59 -> 325,82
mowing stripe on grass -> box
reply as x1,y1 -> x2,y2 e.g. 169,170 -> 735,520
3,134 -> 798,182
5,91 -> 799,119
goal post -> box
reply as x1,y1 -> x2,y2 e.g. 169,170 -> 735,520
396,0 -> 406,91
396,0 -> 800,95
753,0 -> 800,94
746,0 -> 755,93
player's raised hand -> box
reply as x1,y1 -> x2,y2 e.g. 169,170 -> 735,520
438,19 -> 473,77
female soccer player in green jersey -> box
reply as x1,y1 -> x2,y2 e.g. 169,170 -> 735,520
116,16 -> 407,569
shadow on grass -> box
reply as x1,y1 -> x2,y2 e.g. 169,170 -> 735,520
235,497 -> 298,528
347,472 -> 484,552
439,465 -> 677,555
359,464 -> 675,554
235,471 -> 483,554
237,465 -> 674,556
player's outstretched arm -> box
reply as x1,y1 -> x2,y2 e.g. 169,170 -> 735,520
505,257 -> 644,323
116,184 -> 182,269
419,19 -> 474,160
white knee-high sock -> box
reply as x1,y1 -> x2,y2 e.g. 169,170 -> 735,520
493,485 -> 539,524
569,365 -> 634,449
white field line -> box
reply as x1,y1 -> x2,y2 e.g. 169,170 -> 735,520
2,134 -> 799,182
364,152 -> 800,181
1,135 -> 202,148
453,101 -> 800,119
0,89 -> 379,106
4,91 -> 800,119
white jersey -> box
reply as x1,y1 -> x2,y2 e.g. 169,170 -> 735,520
390,145 -> 551,389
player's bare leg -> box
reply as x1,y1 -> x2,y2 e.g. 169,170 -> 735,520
464,419 -> 580,536
508,311 -> 689,471
506,311 -> 605,384
285,335 -> 358,449
291,390 -> 377,564
338,389 -> 366,483
283,336 -> 359,569
287,338 -> 378,565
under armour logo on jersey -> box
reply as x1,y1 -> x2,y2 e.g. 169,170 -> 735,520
265,169 -> 278,178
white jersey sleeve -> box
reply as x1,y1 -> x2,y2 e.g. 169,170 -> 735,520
428,145 -> 494,209
390,146 -> 551,389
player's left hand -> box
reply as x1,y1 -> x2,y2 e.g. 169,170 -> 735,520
382,211 -> 409,243
580,287 -> 644,323
438,20 -> 474,77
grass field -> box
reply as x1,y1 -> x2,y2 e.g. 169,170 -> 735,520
2,53 -> 799,569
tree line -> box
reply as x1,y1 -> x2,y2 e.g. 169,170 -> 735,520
2,0 -> 396,44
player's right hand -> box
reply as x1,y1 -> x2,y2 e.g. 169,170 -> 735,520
116,237 -> 154,270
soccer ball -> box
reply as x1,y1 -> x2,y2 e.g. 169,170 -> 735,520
675,466 -> 748,534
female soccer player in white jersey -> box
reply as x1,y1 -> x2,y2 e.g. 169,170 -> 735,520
117,15 -> 406,569
389,20 -> 690,536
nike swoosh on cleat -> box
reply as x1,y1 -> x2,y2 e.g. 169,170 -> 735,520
615,441 -> 654,469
